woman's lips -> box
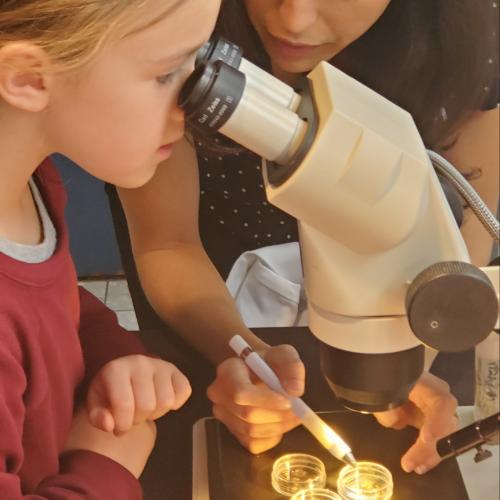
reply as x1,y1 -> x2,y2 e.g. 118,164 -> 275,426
268,34 -> 321,60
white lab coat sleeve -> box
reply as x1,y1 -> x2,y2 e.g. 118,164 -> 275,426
225,242 -> 308,327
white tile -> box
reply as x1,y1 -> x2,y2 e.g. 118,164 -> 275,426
116,310 -> 139,331
106,279 -> 134,311
78,280 -> 107,302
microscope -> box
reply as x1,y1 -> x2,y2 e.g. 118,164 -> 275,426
180,38 -> 500,423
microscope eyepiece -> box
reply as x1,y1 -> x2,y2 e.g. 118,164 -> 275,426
179,59 -> 308,164
179,61 -> 245,136
195,42 -> 211,66
195,37 -> 243,68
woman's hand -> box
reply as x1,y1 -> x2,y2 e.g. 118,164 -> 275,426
207,344 -> 305,454
64,407 -> 157,478
87,355 -> 192,433
374,371 -> 458,475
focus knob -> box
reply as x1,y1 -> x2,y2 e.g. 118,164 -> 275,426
406,261 -> 498,352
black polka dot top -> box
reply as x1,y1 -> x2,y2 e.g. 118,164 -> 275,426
197,142 -> 298,279
483,1 -> 499,108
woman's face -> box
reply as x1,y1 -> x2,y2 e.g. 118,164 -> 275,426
244,0 -> 391,79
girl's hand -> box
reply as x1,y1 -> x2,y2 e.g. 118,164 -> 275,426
64,407 -> 157,478
87,355 -> 192,433
207,344 -> 305,454
374,371 -> 458,475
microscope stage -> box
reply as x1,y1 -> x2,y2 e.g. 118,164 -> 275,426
192,410 -> 469,500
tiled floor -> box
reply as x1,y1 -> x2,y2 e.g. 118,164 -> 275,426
79,278 -> 139,331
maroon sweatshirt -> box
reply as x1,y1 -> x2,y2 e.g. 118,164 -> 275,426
0,159 -> 147,499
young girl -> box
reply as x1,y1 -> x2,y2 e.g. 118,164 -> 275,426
116,0 -> 498,478
0,0 -> 219,497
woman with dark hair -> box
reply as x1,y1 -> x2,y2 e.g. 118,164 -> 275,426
117,0 -> 499,475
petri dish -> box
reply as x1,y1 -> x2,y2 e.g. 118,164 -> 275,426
272,453 -> 327,496
291,488 -> 342,499
337,461 -> 393,500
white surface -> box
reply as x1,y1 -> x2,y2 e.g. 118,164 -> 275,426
456,406 -> 499,500
474,332 -> 500,420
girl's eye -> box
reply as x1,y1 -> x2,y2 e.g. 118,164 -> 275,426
156,71 -> 176,85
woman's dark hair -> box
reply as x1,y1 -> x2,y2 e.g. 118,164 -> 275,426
216,0 -> 498,148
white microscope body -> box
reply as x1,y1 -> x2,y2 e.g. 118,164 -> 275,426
263,61 -> 469,355
181,38 -> 499,411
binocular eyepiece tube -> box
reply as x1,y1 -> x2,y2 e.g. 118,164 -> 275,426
180,42 -> 308,165
196,37 -> 301,112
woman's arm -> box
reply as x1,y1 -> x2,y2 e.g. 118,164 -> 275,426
117,138 -> 267,364
439,107 -> 499,266
118,138 -> 306,456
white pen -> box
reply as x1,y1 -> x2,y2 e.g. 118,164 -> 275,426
229,334 -> 357,466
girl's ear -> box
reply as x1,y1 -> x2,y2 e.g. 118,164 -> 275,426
0,42 -> 53,112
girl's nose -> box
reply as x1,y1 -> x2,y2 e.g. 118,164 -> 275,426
278,0 -> 319,36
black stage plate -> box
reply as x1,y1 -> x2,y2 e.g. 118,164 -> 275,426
204,410 -> 468,500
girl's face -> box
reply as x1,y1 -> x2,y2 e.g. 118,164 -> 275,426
244,0 -> 390,79
47,0 -> 220,188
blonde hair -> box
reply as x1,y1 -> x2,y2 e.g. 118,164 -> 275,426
0,0 -> 177,72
